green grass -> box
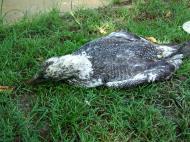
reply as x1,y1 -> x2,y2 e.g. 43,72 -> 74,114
111,0 -> 122,5
0,0 -> 190,141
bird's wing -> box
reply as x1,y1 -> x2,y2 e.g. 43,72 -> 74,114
105,54 -> 183,88
87,43 -> 159,82
84,42 -> 182,87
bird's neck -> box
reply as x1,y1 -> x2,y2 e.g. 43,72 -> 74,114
61,54 -> 93,80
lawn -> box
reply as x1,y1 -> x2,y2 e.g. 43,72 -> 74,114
0,0 -> 190,141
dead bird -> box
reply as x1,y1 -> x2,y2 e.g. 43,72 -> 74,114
28,31 -> 190,88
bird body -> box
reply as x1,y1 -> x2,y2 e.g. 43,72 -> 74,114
29,31 -> 190,88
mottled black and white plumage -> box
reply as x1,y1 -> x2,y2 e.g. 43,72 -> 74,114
29,31 -> 190,88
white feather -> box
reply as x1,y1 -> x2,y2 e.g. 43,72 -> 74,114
45,54 -> 93,80
86,78 -> 103,87
106,73 -> 147,87
157,45 -> 176,57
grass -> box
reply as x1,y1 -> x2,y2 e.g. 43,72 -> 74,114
0,0 -> 190,141
111,0 -> 122,5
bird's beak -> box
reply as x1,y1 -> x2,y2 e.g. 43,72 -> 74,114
26,74 -> 46,85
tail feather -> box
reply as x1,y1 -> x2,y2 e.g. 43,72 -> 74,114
176,41 -> 190,58
166,54 -> 183,70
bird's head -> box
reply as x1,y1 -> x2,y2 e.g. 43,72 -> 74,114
27,54 -> 93,85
